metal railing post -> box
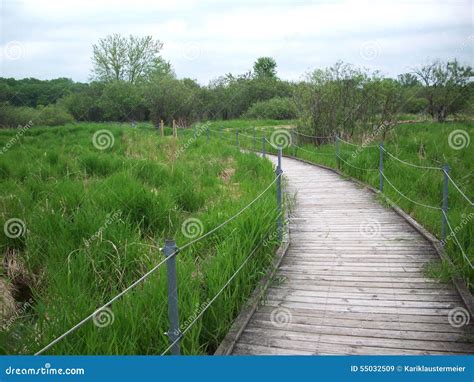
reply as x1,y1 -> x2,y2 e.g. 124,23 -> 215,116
262,135 -> 266,158
193,125 -> 196,140
276,147 -> 283,242
206,127 -> 210,144
379,142 -> 384,192
163,239 -> 180,355
441,164 -> 450,245
335,134 -> 340,169
236,129 -> 239,149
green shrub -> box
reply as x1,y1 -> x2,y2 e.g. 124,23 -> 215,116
243,97 -> 297,120
0,104 -> 74,128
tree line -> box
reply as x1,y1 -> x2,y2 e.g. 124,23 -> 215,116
0,34 -> 472,138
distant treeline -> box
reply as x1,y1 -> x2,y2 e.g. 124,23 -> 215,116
1,34 -> 472,138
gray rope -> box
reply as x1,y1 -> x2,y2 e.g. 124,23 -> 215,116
445,172 -> 474,206
381,147 -> 442,170
381,172 -> 442,210
337,136 -> 378,148
294,130 -> 333,139
442,210 -> 474,269
336,154 -> 379,171
35,251 -> 176,355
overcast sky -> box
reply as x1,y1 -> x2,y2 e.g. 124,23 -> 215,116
0,0 -> 472,84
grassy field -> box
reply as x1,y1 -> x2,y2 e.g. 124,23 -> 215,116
0,122 -> 282,355
223,120 -> 473,288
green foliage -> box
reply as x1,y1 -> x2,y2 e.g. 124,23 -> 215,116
413,60 -> 473,121
253,57 -> 277,79
92,34 -> 171,83
244,97 -> 297,120
0,104 -> 74,128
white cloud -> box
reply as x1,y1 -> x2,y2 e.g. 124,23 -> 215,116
0,0 -> 472,83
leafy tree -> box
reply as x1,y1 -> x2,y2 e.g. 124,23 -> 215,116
92,34 -> 170,83
413,60 -> 473,121
253,57 -> 277,79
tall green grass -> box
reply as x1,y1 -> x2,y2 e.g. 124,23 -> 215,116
0,123 -> 281,355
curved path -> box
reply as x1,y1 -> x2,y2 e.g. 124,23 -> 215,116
232,155 -> 474,355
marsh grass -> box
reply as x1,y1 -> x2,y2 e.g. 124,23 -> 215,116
0,123 -> 281,355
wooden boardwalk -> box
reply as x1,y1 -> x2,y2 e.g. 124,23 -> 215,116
231,155 -> 474,355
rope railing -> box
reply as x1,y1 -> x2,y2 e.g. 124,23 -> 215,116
336,154 -> 379,171
293,130 -> 334,140
381,146 -> 442,170
445,171 -> 474,206
337,136 -> 378,148
380,172 -> 442,211
442,210 -> 474,269
35,172 -> 282,356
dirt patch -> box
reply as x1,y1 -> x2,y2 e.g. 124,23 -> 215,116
3,248 -> 34,302
219,168 -> 235,183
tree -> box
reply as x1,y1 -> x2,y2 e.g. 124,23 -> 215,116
92,34 -> 169,83
413,60 -> 473,121
253,57 -> 277,79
